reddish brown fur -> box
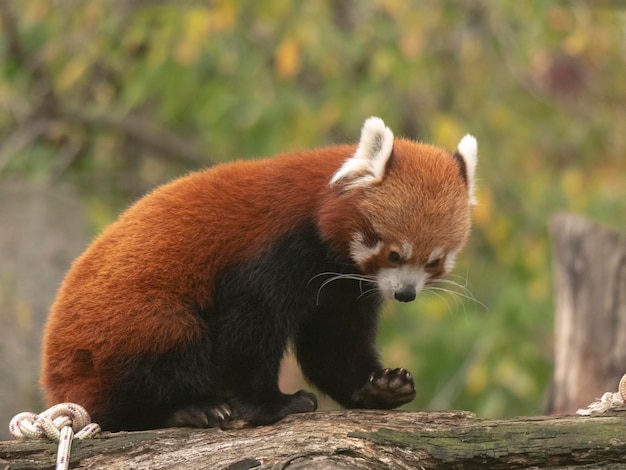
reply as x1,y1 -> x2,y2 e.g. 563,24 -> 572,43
359,139 -> 471,269
42,145 -> 359,412
41,136 -> 471,421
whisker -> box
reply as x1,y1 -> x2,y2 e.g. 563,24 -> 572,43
445,272 -> 470,282
309,272 -> 377,305
423,288 -> 455,316
308,271 -> 376,283
357,286 -> 380,300
431,279 -> 474,298
426,284 -> 488,312
435,276 -> 470,290
431,277 -> 481,301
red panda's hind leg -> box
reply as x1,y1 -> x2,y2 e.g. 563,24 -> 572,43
166,402 -> 232,428
222,390 -> 317,429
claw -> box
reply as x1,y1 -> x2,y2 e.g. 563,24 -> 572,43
357,367 -> 416,409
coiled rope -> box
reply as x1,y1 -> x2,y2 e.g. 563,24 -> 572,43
9,403 -> 100,470
576,373 -> 626,416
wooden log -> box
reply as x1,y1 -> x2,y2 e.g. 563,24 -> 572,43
548,213 -> 626,414
1,410 -> 626,469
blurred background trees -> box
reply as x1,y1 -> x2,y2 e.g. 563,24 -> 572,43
1,0 -> 625,438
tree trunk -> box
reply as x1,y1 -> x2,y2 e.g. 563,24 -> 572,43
2,410 -> 626,469
0,181 -> 87,441
548,213 -> 626,414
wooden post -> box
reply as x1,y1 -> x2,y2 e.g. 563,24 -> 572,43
548,213 -> 626,414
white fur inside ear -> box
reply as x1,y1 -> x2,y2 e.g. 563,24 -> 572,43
457,134 -> 478,204
330,117 -> 394,189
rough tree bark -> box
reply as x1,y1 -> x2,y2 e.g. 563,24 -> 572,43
2,410 -> 626,469
548,213 -> 626,414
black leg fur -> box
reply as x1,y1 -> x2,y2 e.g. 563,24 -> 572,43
209,226 -> 327,425
209,222 -> 413,421
97,332 -> 219,431
295,279 -> 385,408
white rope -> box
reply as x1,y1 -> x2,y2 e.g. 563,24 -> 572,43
576,373 -> 626,416
9,403 -> 100,470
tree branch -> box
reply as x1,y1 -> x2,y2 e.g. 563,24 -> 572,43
2,410 -> 625,469
0,1 -> 59,116
0,4 -> 210,170
58,108 -> 211,167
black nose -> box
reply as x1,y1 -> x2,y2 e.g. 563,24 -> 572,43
394,288 -> 416,302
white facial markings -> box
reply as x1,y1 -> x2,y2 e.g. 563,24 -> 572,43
349,234 -> 461,300
402,241 -> 413,260
376,264 -> 428,300
428,247 -> 444,263
376,245 -> 463,301
444,249 -> 459,273
349,232 -> 383,266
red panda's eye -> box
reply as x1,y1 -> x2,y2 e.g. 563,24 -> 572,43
426,258 -> 441,269
388,251 -> 402,263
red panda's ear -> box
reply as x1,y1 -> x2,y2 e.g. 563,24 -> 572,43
330,117 -> 394,189
456,134 -> 478,205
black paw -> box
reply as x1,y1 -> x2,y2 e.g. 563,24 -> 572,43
352,368 -> 416,409
284,390 -> 318,414
223,390 -> 318,429
166,402 -> 232,428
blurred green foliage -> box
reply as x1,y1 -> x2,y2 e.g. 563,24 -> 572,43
1,0 -> 625,418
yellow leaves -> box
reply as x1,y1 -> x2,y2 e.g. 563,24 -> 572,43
176,9 -> 212,66
383,342 -> 413,369
487,103 -> 514,132
275,36 -> 301,79
22,0 -> 51,26
376,0 -> 411,21
83,2 -> 104,30
473,187 -> 493,227
320,102 -> 341,128
493,357 -> 535,397
527,276 -> 549,303
466,359 -> 488,396
209,1 -> 236,32
560,168 -> 587,211
421,296 -> 452,320
57,59 -> 88,93
432,115 -> 463,150
400,30 -> 424,59
547,6 -> 572,33
466,351 -> 536,400
175,3 -> 237,66
563,32 -> 587,57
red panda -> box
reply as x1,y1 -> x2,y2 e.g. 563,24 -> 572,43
40,117 -> 477,431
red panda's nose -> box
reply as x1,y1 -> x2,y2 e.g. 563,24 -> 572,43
394,287 -> 416,302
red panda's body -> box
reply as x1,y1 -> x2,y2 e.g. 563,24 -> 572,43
41,118 -> 478,431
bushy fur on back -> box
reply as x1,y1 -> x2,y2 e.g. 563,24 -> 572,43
41,117 -> 477,431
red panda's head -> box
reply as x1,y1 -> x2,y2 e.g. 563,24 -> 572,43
319,117 -> 478,302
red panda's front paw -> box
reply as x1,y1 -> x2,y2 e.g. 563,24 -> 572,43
352,367 -> 416,409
